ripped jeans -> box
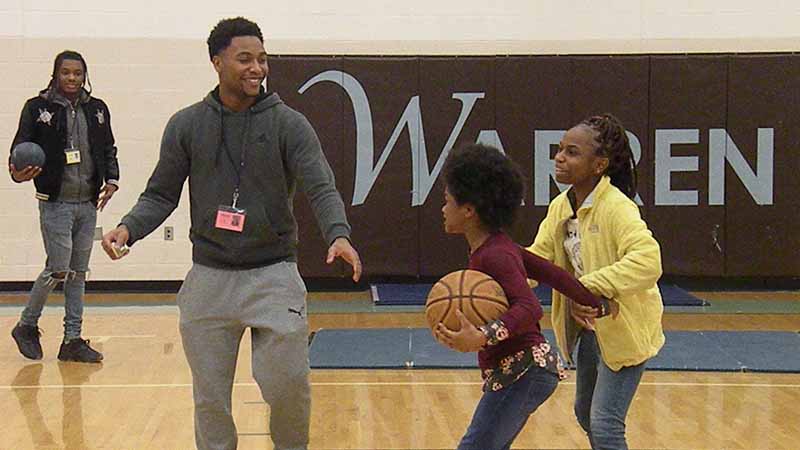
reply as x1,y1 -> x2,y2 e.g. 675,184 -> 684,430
19,201 -> 97,341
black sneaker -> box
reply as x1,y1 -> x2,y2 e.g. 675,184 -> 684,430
57,338 -> 103,363
11,324 -> 43,360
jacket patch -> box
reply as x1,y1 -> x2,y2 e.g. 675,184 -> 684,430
95,109 -> 105,125
37,109 -> 53,126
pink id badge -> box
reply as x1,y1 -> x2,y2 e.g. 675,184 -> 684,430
215,206 -> 246,232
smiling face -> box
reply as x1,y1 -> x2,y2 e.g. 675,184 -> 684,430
554,124 -> 609,189
56,59 -> 85,99
212,35 -> 268,107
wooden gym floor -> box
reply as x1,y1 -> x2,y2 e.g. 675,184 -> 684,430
0,290 -> 798,450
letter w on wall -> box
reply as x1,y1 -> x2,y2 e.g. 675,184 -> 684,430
299,70 -> 483,206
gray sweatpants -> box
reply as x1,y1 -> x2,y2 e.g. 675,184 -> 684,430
177,262 -> 310,450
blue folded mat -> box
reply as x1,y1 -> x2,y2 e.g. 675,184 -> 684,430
371,282 -> 709,306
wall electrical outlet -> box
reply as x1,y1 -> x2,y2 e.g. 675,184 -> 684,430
164,226 -> 174,241
94,226 -> 103,241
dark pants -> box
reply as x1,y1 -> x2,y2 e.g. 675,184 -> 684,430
457,366 -> 559,450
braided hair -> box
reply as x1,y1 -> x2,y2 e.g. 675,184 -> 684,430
580,113 -> 637,199
47,50 -> 91,95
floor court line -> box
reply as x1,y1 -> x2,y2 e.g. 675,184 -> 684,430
81,334 -> 157,342
2,380 -> 799,390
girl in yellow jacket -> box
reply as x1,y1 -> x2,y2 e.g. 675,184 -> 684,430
526,113 -> 665,450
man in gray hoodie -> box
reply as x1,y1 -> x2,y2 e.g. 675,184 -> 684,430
101,17 -> 361,450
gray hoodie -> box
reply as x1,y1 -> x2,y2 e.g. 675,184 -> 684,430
46,88 -> 95,202
121,89 -> 351,269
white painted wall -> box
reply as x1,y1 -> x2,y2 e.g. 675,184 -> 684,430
1,1 -> 799,53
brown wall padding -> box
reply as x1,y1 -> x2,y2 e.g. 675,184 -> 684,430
648,56 -> 727,276
495,56 -> 574,250
269,54 -> 797,279
337,57 -> 420,276
269,57 -> 347,277
725,55 -> 800,276
417,57 -> 496,277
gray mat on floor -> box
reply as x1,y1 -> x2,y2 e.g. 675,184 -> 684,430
310,328 -> 800,373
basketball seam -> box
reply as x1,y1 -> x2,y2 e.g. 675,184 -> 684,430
427,295 -> 507,306
425,270 -> 508,330
427,280 -> 456,327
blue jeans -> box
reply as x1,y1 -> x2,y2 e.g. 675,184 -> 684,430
575,330 -> 646,450
19,201 -> 97,341
457,366 -> 559,450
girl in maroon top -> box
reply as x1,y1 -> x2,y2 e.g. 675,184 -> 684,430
434,143 -> 613,450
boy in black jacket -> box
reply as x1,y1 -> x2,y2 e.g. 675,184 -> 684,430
9,50 -> 120,363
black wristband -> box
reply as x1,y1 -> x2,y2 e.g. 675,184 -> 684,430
598,297 -> 611,317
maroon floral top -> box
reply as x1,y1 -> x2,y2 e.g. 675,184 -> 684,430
468,232 -> 602,391
480,320 -> 567,391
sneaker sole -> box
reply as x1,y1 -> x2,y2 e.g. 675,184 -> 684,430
57,358 -> 103,363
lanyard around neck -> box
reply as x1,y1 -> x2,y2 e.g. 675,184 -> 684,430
220,108 -> 251,208
67,104 -> 80,149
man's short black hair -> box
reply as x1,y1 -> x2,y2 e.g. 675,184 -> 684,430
442,143 -> 524,231
207,17 -> 264,60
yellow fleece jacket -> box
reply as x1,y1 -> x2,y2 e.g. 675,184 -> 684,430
527,176 -> 665,371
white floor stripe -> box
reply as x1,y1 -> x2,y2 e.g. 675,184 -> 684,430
2,380 -> 799,390
0,305 -> 178,316
82,334 -> 157,343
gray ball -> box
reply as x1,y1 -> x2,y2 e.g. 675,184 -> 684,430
11,142 -> 46,169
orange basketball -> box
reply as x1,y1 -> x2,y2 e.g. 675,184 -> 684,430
425,269 -> 509,331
